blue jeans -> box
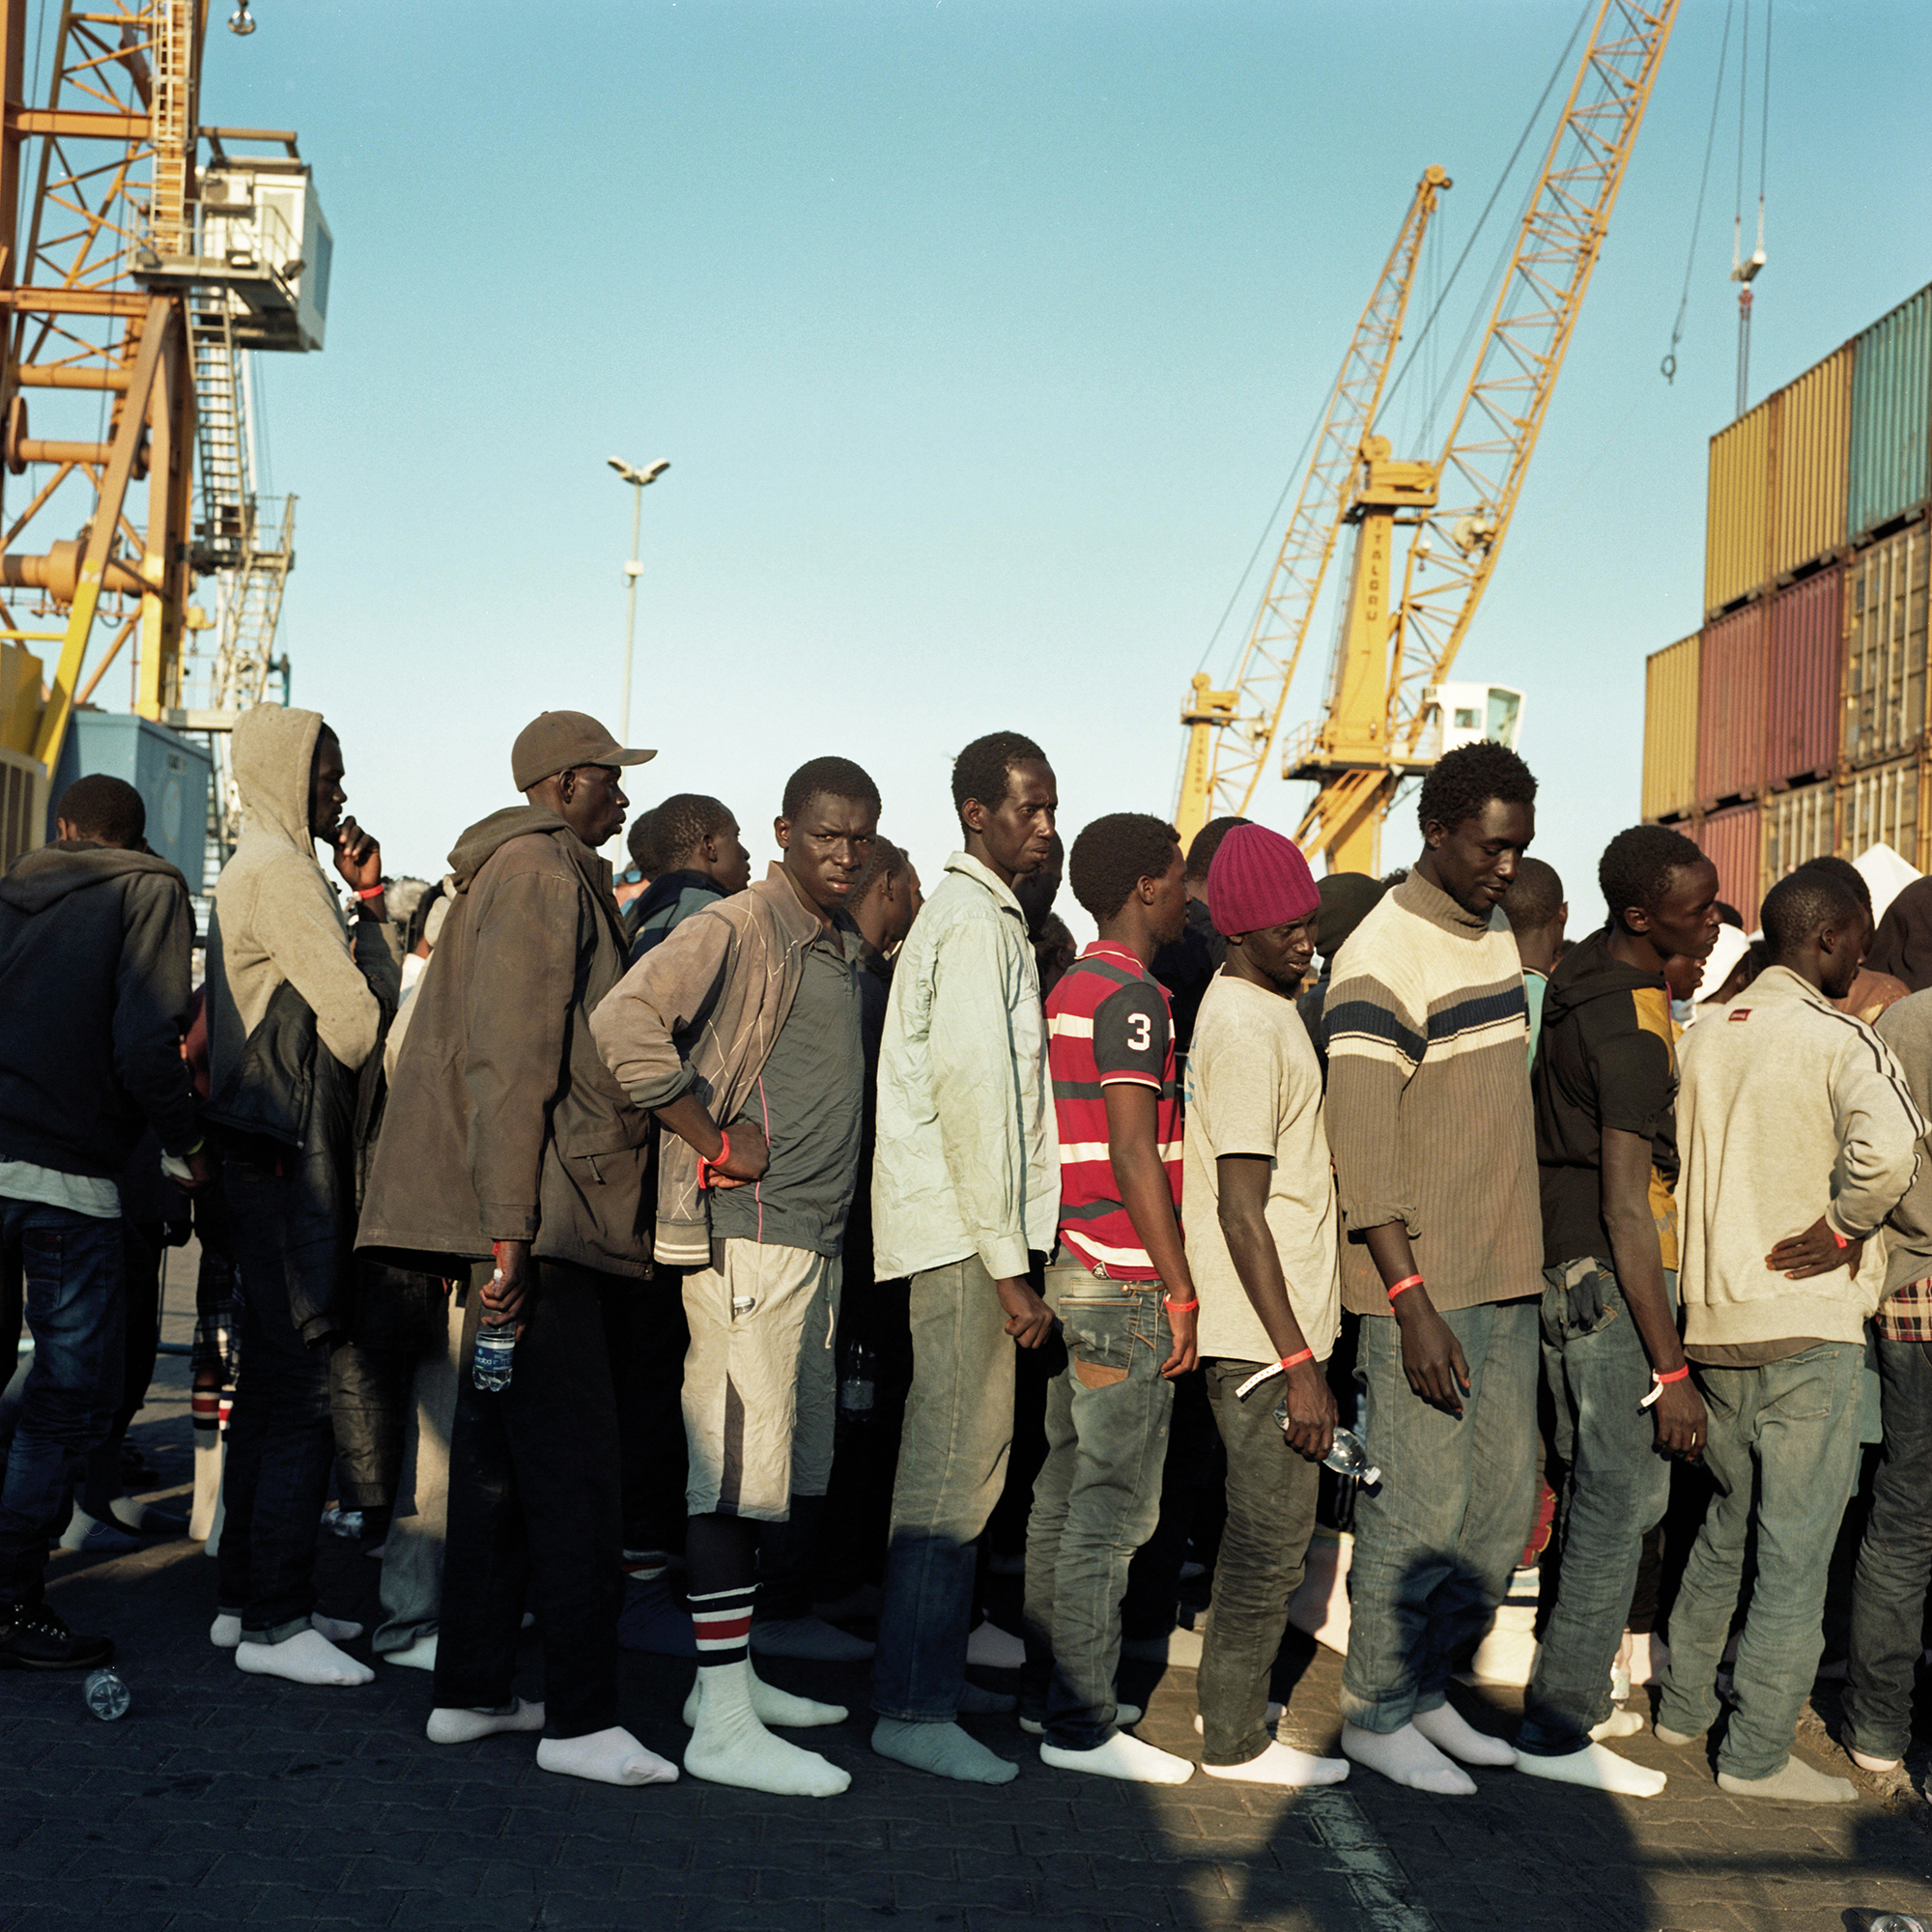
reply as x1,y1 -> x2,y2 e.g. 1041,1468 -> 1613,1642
873,1253 -> 1016,1723
1519,1260 -> 1674,1756
1658,1342 -> 1865,1779
0,1200 -> 124,1605
1020,1265 -> 1175,1749
215,1157 -> 340,1643
1339,1297 -> 1540,1733
1844,1335 -> 1932,1764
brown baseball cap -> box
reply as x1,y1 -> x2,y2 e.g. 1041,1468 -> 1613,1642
511,710 -> 656,791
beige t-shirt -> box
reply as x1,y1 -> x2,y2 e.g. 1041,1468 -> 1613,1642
1182,972 -> 1341,1366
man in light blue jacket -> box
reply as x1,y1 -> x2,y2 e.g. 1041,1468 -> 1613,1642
870,731 -> 1061,1784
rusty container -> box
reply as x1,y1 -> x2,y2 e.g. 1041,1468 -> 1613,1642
1771,345 -> 1853,580
1696,603 -> 1770,804
1850,284 -> 1932,539
1843,524 -> 1931,769
1642,633 -> 1700,820
1696,802 -> 1763,927
1706,394 -> 1776,615
1840,752 -> 1924,871
1763,778 -> 1834,887
1764,567 -> 1844,786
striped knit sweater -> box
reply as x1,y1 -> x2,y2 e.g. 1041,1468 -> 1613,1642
1322,868 -> 1543,1317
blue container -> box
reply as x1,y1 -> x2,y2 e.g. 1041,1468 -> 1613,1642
1849,284 -> 1932,539
47,713 -> 212,887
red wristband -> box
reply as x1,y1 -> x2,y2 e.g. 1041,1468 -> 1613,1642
1279,1348 -> 1314,1371
1653,1363 -> 1690,1385
1386,1273 -> 1424,1301
1164,1296 -> 1199,1313
1830,1226 -> 1850,1250
696,1128 -> 731,1190
356,884 -> 385,900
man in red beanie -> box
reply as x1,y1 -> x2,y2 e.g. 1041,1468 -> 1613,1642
1022,812 -> 1198,1784
1183,821 -> 1350,1786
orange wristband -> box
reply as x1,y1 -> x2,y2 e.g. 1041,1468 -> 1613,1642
1279,1348 -> 1314,1371
696,1128 -> 731,1191
1386,1274 -> 1424,1301
1164,1296 -> 1199,1313
1653,1363 -> 1690,1384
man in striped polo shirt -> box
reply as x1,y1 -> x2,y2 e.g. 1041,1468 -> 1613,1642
1023,812 -> 1199,1785
1323,741 -> 1544,1796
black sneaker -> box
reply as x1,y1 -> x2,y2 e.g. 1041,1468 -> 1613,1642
0,1602 -> 114,1671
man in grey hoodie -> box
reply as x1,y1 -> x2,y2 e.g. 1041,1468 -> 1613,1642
0,775 -> 205,1670
204,705 -> 398,1688
1658,867 -> 1924,1803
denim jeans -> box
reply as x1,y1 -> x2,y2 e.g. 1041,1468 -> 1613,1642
1843,1335 -> 1932,1764
1339,1296 -> 1539,1733
1197,1356 -> 1321,1767
1658,1342 -> 1865,1779
1519,1260 -> 1674,1756
0,1200 -> 124,1605
434,1258 -> 624,1740
873,1253 -> 1016,1722
1019,1264 -> 1175,1749
215,1157 -> 342,1641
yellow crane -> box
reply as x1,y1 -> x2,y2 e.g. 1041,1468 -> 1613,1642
1178,0 -> 1679,872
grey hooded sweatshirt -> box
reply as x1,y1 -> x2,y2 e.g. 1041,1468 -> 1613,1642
206,703 -> 397,1097
0,839 -> 198,1178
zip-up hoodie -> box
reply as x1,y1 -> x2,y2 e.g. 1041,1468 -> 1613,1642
0,840 -> 198,1176
206,704 -> 397,1094
1677,963 -> 1925,1348
358,804 -> 651,1277
1532,927 -> 1681,1271
591,862 -> 821,1266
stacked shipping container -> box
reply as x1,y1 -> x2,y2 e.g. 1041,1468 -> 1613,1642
1643,278 -> 1932,909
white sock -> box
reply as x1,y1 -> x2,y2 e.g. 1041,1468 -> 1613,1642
749,1615 -> 875,1662
210,1613 -> 242,1650
382,1633 -> 439,1671
1851,1747 -> 1902,1774
1039,1731 -> 1194,1784
872,1718 -> 1017,1785
538,1725 -> 679,1787
964,1618 -> 1025,1670
427,1699 -> 547,1745
1201,1740 -> 1350,1787
1589,1708 -> 1644,1741
235,1629 -> 374,1687
682,1665 -> 846,1730
1342,1720 -> 1477,1797
1717,1756 -> 1857,1804
1412,1701 -> 1517,1767
1517,1742 -> 1666,1798
312,1614 -> 363,1645
684,1659 -> 850,1797
1194,1702 -> 1283,1736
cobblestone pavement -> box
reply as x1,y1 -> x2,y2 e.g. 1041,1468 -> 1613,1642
5,1309 -> 1931,1932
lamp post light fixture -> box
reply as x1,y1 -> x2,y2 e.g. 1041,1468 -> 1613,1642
607,455 -> 670,745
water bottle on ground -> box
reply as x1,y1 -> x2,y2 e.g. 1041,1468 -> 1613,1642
838,1342 -> 877,1420
472,1318 -> 516,1393
1871,1918 -> 1931,1932
1271,1401 -> 1382,1485
83,1666 -> 130,1721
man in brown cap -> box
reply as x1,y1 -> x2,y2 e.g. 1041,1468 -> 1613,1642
359,709 -> 696,1789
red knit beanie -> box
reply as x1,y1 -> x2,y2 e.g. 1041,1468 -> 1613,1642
1207,823 -> 1321,937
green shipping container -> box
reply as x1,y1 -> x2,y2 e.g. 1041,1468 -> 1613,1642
1849,284 -> 1932,538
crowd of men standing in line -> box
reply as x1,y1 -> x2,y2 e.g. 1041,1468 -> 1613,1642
1,707 -> 1927,1812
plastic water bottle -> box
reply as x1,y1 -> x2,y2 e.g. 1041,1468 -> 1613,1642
83,1666 -> 130,1721
1870,1918 -> 1931,1932
839,1342 -> 877,1420
1271,1402 -> 1382,1485
472,1320 -> 516,1393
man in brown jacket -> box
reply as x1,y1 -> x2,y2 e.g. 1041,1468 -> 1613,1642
359,709 -> 703,1790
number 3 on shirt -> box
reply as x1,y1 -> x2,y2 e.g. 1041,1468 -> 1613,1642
1126,1012 -> 1152,1053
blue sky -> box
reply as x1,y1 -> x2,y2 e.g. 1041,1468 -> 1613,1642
184,0 -> 1932,933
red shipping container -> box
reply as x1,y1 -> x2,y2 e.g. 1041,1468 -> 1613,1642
1694,802 -> 1762,928
1697,603 -> 1770,803
1765,568 -> 1844,785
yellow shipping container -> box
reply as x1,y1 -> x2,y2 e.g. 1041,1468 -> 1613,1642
1642,632 -> 1700,820
1840,751 -> 1925,872
1771,345 -> 1853,581
1762,778 -> 1834,886
1844,524 -> 1931,768
1706,393 -> 1776,614
0,641 -> 43,757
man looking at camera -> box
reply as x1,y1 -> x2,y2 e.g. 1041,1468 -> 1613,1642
868,730 -> 1061,1786
1322,741 -> 1544,1796
1518,825 -> 1720,1799
1184,823 -> 1350,1789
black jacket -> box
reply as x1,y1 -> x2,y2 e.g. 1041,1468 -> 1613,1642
0,841 -> 198,1178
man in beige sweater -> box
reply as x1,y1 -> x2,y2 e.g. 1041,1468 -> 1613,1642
1659,867 -> 1923,1802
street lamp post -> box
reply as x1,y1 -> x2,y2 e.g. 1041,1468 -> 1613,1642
607,455 -> 670,743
